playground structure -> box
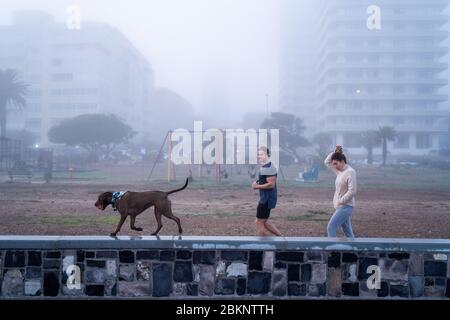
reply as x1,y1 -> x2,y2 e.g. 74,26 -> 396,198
146,130 -> 286,183
0,137 -> 21,171
0,136 -> 53,182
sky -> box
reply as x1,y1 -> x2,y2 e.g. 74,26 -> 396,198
0,0 -> 281,119
1,1 -> 449,119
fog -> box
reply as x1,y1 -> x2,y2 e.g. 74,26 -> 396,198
1,0 -> 449,162
0,0 -> 280,124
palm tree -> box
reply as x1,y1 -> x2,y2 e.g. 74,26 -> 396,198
0,69 -> 27,137
378,126 -> 397,166
359,130 -> 381,164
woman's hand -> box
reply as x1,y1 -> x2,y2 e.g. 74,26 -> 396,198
252,181 -> 259,189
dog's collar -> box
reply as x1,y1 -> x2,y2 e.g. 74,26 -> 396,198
111,191 -> 126,211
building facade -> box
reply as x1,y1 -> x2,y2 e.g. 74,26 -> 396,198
0,11 -> 154,146
280,0 -> 449,156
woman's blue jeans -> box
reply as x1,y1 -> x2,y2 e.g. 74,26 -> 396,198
327,205 -> 354,238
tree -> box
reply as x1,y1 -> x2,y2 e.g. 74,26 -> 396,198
48,114 -> 135,161
359,130 -> 382,164
378,126 -> 397,166
261,112 -> 310,163
312,132 -> 333,156
0,69 -> 27,137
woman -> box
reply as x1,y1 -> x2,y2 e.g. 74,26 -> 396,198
251,146 -> 282,236
324,145 -> 357,238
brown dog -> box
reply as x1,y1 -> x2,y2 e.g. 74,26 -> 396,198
95,179 -> 188,236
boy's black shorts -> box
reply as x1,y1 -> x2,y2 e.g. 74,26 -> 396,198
256,202 -> 271,219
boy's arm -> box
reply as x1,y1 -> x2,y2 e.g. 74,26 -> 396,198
254,175 -> 276,189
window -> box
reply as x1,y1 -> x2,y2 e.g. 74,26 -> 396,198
51,88 -> 99,96
393,102 -> 406,110
394,22 -> 406,30
50,103 -> 98,111
25,118 -> 41,129
367,54 -> 379,63
52,59 -> 62,66
343,133 -> 362,148
27,104 -> 41,112
393,7 -> 406,15
393,86 -> 405,94
416,134 -> 430,149
28,89 -> 42,97
417,71 -> 434,79
394,70 -> 405,79
327,117 -> 336,125
395,134 -> 410,149
51,73 -> 73,81
366,70 -> 379,79
349,102 -> 362,111
417,54 -> 434,63
50,118 -> 64,126
393,117 -> 405,126
416,86 -> 434,94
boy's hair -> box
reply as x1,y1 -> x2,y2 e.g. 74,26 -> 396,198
331,146 -> 347,164
258,146 -> 271,157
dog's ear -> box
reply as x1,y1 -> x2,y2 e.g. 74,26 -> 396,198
101,192 -> 113,203
96,192 -> 113,210
101,191 -> 113,199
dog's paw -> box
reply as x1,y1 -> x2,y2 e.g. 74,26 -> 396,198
133,227 -> 143,232
110,233 -> 117,237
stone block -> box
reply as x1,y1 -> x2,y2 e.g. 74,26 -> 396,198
247,272 -> 271,294
152,263 -> 172,297
271,269 -> 287,296
2,269 -> 24,296
119,281 -> 150,297
226,262 -> 248,277
119,264 -> 135,281
136,261 -> 151,281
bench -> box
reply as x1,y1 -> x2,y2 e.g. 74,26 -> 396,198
8,169 -> 33,183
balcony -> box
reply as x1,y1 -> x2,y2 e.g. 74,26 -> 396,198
316,108 -> 448,117
317,45 -> 449,61
318,92 -> 448,102
316,78 -> 449,91
316,62 -> 449,80
317,30 -> 449,53
314,123 -> 448,133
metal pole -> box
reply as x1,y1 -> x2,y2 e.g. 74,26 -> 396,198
167,131 -> 173,182
146,131 -> 170,182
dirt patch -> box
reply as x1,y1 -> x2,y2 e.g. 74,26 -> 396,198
0,178 -> 449,238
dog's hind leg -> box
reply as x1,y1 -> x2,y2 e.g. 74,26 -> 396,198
111,215 -> 127,237
162,206 -> 183,234
151,208 -> 163,235
130,215 -> 143,232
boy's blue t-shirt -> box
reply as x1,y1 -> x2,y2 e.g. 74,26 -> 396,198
257,162 -> 278,208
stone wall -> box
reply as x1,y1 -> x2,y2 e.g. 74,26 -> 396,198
0,236 -> 449,299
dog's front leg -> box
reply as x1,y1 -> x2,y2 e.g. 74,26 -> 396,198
111,215 -> 127,237
130,215 -> 143,231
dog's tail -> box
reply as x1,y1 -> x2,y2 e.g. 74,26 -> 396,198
166,178 -> 189,195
